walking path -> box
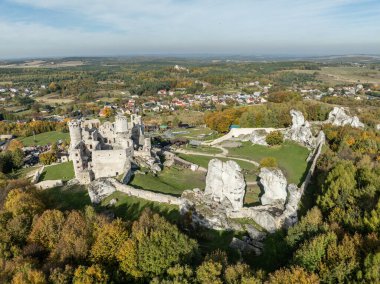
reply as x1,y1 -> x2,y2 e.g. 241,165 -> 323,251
175,148 -> 260,167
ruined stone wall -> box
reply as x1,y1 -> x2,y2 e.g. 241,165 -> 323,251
299,132 -> 325,193
112,181 -> 181,205
92,149 -> 130,179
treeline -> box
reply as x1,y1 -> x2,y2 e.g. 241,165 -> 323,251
204,102 -> 332,133
0,120 -> 68,137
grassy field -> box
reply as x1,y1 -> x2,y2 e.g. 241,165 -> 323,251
101,191 -> 180,222
227,141 -> 310,185
130,166 -> 206,195
37,184 -> 91,211
182,145 -> 223,154
177,154 -> 258,172
40,161 -> 75,181
244,184 -> 261,206
285,66 -> 380,85
18,131 -> 70,146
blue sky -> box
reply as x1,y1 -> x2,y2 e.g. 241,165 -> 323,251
1,0 -> 380,58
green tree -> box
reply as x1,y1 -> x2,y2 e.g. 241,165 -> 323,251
293,232 -> 337,272
317,161 -> 357,212
196,260 -> 223,284
117,209 -> 198,279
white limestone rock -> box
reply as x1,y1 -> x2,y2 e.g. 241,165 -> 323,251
205,159 -> 246,211
327,107 -> 364,128
281,184 -> 302,228
180,189 -> 238,230
287,110 -> 315,148
249,129 -> 274,146
259,167 -> 287,206
87,179 -> 116,204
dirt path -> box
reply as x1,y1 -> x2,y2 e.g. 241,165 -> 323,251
175,148 -> 260,167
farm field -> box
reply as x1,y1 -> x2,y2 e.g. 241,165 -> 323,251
227,141 -> 310,185
285,66 -> 380,85
35,94 -> 74,104
40,161 -> 75,181
18,131 -> 70,146
130,166 -> 206,196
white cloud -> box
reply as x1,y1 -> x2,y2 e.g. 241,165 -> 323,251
1,0 -> 380,58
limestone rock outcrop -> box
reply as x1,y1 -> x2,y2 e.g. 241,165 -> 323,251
180,189 -> 236,230
286,110 -> 315,147
205,159 -> 246,211
258,167 -> 287,207
327,107 -> 364,128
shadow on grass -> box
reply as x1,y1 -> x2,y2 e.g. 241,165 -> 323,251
37,185 -> 91,211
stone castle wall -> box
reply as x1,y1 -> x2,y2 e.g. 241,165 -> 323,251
92,149 -> 130,179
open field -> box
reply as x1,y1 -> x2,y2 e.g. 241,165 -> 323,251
130,166 -> 206,196
18,131 -> 70,146
35,94 -> 74,104
227,141 -> 310,185
177,153 -> 258,172
182,145 -> 223,154
284,66 -> 380,85
40,161 -> 75,181
0,60 -> 86,68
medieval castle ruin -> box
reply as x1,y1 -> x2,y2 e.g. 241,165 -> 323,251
68,113 -> 153,184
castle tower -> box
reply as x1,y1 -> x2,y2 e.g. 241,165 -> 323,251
115,114 -> 129,133
68,120 -> 82,147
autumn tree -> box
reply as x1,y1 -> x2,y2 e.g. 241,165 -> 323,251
51,211 -> 92,263
91,218 -> 129,265
267,266 -> 319,284
265,131 -> 284,146
29,210 -> 65,250
73,265 -> 108,284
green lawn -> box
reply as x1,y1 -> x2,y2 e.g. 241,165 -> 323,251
18,131 -> 70,146
37,185 -> 91,211
130,166 -> 206,196
182,145 -> 223,154
40,161 -> 75,181
101,191 -> 180,222
227,141 -> 310,185
177,154 -> 257,170
244,184 -> 261,206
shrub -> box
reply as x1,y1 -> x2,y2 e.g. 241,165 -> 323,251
260,157 -> 278,168
266,131 -> 284,146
